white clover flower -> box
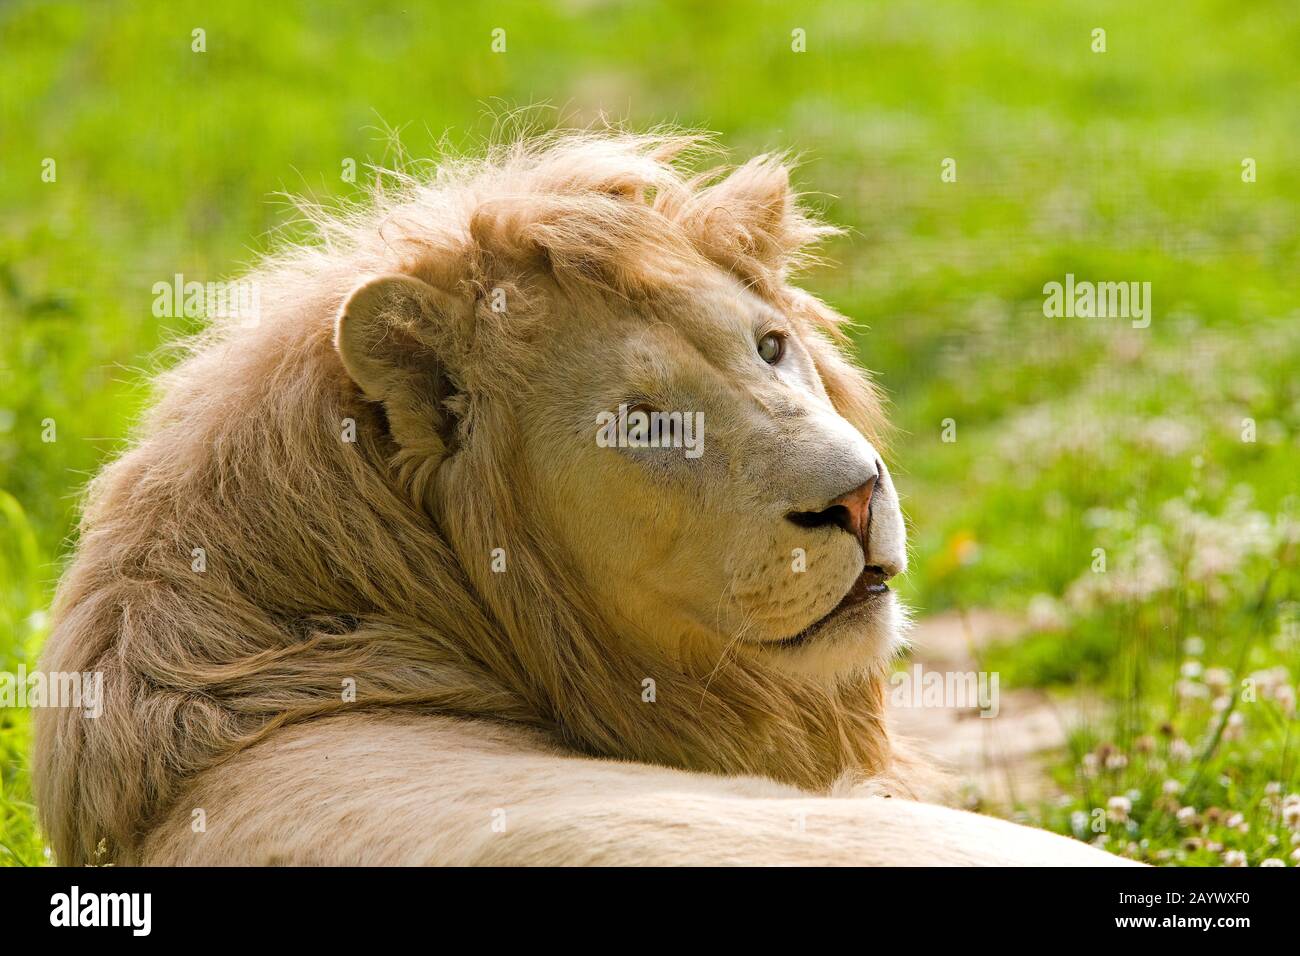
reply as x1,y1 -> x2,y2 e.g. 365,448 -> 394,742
1181,660 -> 1204,679
1162,779 -> 1182,795
1224,850 -> 1247,866
1248,667 -> 1290,696
1105,752 -> 1128,771
1260,858 -> 1284,867
1170,739 -> 1193,762
1282,801 -> 1300,829
1176,806 -> 1198,826
1223,713 -> 1244,740
1108,796 -> 1132,822
1204,667 -> 1231,692
1141,418 -> 1197,457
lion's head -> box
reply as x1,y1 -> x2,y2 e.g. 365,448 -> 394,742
35,131 -> 914,865
336,186 -> 908,677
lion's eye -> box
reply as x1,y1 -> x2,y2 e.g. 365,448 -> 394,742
757,332 -> 785,365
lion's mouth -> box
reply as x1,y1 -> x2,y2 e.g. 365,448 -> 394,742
772,566 -> 890,649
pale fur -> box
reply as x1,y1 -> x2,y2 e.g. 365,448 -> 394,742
34,130 -> 1127,866
142,713 -> 1125,866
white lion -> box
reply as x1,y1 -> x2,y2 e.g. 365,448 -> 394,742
35,131 -> 1126,866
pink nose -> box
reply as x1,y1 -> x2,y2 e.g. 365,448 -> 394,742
830,475 -> 877,550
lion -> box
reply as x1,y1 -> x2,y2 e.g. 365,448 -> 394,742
33,130 -> 1126,865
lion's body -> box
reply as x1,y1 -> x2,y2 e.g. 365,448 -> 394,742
35,131 -> 1127,866
140,711 -> 1122,866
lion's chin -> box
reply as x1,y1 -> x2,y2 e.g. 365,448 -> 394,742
757,593 -> 908,681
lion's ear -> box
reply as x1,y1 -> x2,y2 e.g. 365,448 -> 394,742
334,274 -> 467,454
680,156 -> 838,280
705,156 -> 791,248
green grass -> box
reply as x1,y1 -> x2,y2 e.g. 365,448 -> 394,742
2,0 -> 1298,865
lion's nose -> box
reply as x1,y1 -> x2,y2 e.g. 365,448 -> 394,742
785,467 -> 880,556
829,475 -> 877,546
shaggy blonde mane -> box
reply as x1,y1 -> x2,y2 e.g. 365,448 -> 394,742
34,129 -> 911,866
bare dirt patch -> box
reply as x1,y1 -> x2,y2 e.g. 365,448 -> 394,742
891,610 -> 1093,809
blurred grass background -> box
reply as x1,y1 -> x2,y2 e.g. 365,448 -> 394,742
1,0 -> 1297,865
